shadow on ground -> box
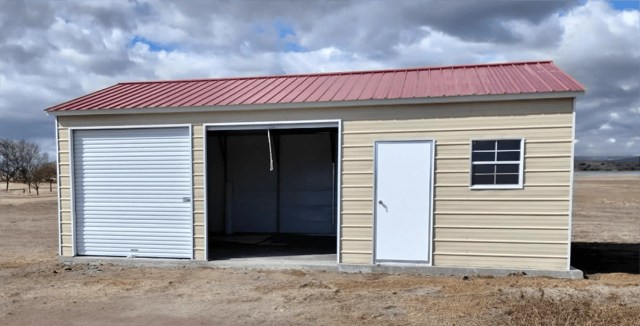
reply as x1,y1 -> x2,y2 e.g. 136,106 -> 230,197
571,242 -> 640,274
209,234 -> 336,260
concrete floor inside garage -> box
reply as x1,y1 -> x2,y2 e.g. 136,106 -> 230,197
206,234 -> 337,269
205,127 -> 339,266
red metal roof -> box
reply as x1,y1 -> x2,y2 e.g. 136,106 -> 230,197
46,61 -> 584,112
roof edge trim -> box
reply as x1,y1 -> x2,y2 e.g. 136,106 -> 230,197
47,91 -> 583,117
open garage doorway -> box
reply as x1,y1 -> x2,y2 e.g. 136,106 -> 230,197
205,121 -> 339,264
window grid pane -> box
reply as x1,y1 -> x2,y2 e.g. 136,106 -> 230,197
497,140 -> 521,150
470,139 -> 522,186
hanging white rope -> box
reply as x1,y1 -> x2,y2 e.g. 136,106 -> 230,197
267,129 -> 274,171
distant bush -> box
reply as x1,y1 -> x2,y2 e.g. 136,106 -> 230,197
574,158 -> 640,171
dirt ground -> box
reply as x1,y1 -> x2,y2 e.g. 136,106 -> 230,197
572,173 -> 640,243
571,173 -> 640,275
1,175 -> 639,325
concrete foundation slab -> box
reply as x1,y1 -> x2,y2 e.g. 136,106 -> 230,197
60,257 -> 583,279
338,264 -> 585,279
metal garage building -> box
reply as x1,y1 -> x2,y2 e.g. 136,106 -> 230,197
47,61 -> 584,276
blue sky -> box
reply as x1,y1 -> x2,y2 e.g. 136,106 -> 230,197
608,0 -> 640,10
0,0 -> 638,157
129,35 -> 177,52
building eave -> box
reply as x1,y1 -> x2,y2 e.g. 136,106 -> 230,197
46,91 -> 583,117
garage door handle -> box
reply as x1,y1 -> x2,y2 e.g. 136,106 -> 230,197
183,197 -> 191,203
378,200 -> 388,212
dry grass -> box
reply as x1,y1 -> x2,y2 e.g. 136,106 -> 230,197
499,298 -> 640,326
0,174 -> 639,325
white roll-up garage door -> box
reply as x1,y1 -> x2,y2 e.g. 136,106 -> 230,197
73,127 -> 192,258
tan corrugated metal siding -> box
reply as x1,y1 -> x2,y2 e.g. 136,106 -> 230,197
341,112 -> 573,270
57,122 -> 73,256
192,124 -> 206,260
56,98 -> 573,270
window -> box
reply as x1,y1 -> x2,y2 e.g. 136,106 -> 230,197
470,139 -> 523,188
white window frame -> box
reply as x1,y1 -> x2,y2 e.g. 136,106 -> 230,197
469,138 -> 524,190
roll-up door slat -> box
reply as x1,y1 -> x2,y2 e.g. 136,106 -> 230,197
73,127 -> 192,258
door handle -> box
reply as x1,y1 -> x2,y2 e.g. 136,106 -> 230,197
378,200 -> 388,212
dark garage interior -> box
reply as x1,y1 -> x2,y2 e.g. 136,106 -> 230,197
206,127 -> 338,260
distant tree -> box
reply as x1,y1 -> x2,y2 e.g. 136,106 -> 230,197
42,162 -> 57,192
0,139 -> 21,191
16,142 -> 47,194
30,160 -> 56,196
0,139 -> 55,194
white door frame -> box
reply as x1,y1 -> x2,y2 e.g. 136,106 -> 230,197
202,119 -> 342,262
373,139 -> 435,265
68,124 -> 194,258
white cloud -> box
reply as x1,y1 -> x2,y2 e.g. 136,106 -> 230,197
599,123 -> 613,130
280,47 -> 383,73
0,0 -> 638,157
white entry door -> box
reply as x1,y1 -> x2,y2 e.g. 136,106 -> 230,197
73,127 -> 193,259
374,140 -> 433,264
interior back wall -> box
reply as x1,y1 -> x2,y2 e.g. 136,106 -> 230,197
207,130 -> 336,235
